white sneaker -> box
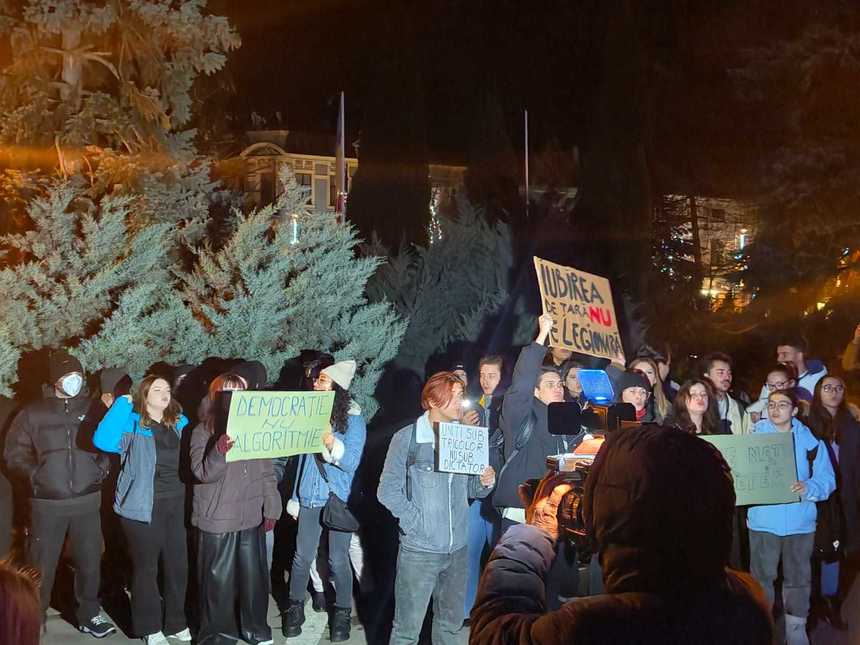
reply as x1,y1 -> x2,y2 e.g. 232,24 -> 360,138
143,632 -> 170,645
167,628 -> 192,641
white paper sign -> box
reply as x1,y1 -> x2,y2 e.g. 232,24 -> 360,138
435,422 -> 489,475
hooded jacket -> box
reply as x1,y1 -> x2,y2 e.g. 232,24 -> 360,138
746,417 -> 835,537
4,390 -> 109,502
470,425 -> 773,645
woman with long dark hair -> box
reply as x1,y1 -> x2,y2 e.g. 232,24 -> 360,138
190,373 -> 282,645
804,375 -> 858,630
283,360 -> 367,642
95,375 -> 191,645
666,379 -> 723,435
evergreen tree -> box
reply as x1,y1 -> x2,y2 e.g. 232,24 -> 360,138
0,179 -> 183,378
367,199 -> 520,379
177,170 -> 406,418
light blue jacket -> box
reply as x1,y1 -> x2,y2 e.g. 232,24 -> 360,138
94,396 -> 189,523
291,409 -> 366,508
747,417 -> 835,536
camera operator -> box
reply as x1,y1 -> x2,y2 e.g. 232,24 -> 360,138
472,425 -> 774,644
493,314 -> 585,607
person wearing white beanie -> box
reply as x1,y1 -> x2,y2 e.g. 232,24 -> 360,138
284,358 -> 366,642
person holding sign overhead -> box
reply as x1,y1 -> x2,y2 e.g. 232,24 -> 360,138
378,371 -> 495,645
190,373 -> 282,645
283,360 -> 367,643
94,375 -> 191,644
747,389 -> 835,645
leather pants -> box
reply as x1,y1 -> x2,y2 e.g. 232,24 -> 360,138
197,526 -> 272,645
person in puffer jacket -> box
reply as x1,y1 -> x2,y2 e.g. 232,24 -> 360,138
470,424 -> 774,645
190,372 -> 282,645
3,351 -> 115,638
747,388 -> 835,645
378,371 -> 496,645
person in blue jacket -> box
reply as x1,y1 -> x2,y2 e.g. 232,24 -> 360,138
94,375 -> 191,645
282,360 -> 367,642
747,388 -> 835,645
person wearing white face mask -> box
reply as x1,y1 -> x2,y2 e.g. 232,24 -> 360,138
3,350 -> 116,638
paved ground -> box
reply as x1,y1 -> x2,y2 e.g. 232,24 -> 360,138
38,568 -> 860,645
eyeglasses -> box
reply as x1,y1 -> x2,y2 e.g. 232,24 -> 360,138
766,380 -> 789,390
822,384 -> 845,393
767,402 -> 793,411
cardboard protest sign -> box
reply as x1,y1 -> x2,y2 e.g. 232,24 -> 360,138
226,391 -> 334,463
435,422 -> 489,475
701,432 -> 799,506
533,256 -> 625,364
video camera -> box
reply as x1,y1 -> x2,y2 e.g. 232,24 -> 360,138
538,369 -> 640,560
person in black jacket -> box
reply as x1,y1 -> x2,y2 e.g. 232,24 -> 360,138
494,314 -> 582,608
3,351 -> 116,638
471,425 -> 774,645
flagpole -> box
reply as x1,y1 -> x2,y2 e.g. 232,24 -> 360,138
335,91 -> 346,219
524,109 -> 529,220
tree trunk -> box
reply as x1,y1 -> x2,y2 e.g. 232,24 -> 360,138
60,27 -> 83,111
689,194 -> 702,278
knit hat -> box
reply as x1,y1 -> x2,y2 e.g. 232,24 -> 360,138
321,360 -> 356,390
48,350 -> 83,383
614,370 -> 652,397
99,367 -> 128,395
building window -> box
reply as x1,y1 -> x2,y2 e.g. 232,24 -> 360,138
296,173 -> 312,205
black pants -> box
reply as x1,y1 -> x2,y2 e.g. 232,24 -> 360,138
288,505 -> 353,609
197,526 -> 271,645
29,504 -> 101,624
121,494 -> 188,637
500,518 -> 578,609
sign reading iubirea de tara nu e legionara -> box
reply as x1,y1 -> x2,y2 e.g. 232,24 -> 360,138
435,422 -> 489,475
226,391 -> 334,463
533,256 -> 625,364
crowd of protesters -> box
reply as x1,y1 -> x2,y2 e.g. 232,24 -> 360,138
0,319 -> 858,645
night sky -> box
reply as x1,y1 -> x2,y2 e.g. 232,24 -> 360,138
209,0 -> 836,194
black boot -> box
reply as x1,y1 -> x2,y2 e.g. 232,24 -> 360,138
823,596 -> 849,631
329,606 -> 351,643
311,590 -> 327,613
282,600 -> 305,638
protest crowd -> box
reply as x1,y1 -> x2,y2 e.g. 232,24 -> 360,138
0,302 -> 859,645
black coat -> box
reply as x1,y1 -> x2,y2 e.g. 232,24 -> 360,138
493,343 -> 568,509
4,393 -> 109,501
837,411 -> 860,555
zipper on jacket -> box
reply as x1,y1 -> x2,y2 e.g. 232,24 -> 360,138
65,399 -> 73,492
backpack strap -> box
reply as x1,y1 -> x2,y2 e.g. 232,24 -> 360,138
495,410 -> 537,484
405,423 -> 418,502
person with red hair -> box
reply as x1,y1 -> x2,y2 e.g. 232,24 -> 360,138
190,373 -> 282,645
378,371 -> 496,645
0,560 -> 41,645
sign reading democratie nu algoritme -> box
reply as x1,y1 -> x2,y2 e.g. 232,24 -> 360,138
226,391 -> 334,463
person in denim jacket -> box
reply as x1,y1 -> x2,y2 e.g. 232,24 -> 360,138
283,360 -> 366,642
378,371 -> 496,645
